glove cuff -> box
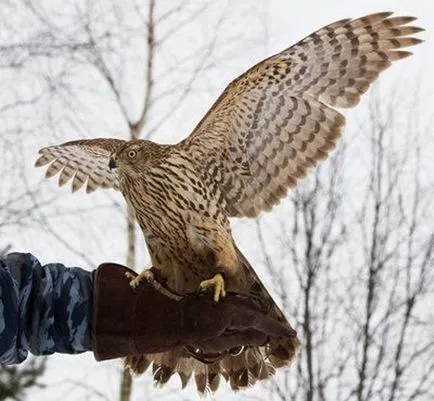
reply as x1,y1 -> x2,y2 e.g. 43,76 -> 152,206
92,263 -> 137,361
92,263 -> 188,361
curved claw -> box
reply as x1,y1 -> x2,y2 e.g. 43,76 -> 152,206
125,269 -> 154,290
199,273 -> 226,302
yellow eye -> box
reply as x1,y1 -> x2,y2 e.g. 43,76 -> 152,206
128,150 -> 137,158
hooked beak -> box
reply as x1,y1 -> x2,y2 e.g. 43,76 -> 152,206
109,157 -> 117,170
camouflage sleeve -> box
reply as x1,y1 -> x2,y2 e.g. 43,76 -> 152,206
0,252 -> 94,364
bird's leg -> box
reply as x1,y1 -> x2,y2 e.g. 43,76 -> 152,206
125,268 -> 154,290
187,218 -> 239,302
199,273 -> 226,303
199,246 -> 238,302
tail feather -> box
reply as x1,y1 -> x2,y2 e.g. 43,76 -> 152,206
220,348 -> 269,391
193,360 -> 223,395
208,363 -> 221,393
176,356 -> 193,389
222,353 -> 250,391
194,364 -> 208,394
153,348 -> 185,386
268,336 -> 301,369
246,347 -> 270,382
127,323 -> 299,394
125,354 -> 151,374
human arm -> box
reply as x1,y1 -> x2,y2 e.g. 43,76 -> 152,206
0,254 -> 295,364
0,253 -> 93,364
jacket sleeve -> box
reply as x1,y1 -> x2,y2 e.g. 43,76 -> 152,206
0,252 -> 94,364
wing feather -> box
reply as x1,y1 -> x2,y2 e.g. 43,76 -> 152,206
180,12 -> 422,217
35,138 -> 126,193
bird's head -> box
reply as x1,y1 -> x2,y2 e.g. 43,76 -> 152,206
109,140 -> 149,176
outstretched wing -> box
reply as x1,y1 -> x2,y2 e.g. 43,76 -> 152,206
35,138 -> 126,193
180,12 -> 423,217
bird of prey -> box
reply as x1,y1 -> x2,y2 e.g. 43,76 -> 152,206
35,12 -> 422,393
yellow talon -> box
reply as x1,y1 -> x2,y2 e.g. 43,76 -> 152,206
199,273 -> 226,302
125,269 -> 154,290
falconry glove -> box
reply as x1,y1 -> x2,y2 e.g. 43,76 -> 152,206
92,263 -> 296,361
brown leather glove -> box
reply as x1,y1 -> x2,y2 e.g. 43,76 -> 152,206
92,263 -> 296,361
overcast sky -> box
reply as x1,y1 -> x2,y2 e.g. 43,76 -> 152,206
1,0 -> 433,400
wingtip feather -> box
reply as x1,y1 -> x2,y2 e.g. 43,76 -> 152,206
34,153 -> 53,168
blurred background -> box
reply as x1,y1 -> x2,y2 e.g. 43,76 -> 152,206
0,0 -> 433,400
